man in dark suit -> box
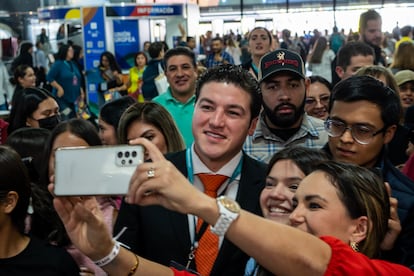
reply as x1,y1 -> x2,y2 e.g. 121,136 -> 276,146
114,64 -> 266,275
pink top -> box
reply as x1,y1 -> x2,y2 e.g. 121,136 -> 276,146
67,196 -> 117,275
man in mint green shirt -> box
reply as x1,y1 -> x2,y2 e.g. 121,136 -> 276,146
153,47 -> 197,146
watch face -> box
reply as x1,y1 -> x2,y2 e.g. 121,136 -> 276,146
220,197 -> 241,213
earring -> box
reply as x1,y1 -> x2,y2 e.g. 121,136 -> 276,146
350,241 -> 359,252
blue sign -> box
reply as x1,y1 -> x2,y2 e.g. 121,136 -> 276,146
82,6 -> 106,105
113,19 -> 140,70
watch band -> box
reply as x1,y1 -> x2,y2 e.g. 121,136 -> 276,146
210,196 -> 240,236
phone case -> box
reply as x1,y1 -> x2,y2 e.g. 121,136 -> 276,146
54,145 -> 144,196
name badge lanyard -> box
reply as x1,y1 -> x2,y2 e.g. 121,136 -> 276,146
65,60 -> 78,86
184,147 -> 243,269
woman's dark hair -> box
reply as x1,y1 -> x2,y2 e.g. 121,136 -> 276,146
72,44 -> 83,61
0,145 -> 31,235
309,36 -> 328,64
266,146 -> 329,176
100,96 -> 136,133
8,87 -> 55,135
19,41 -> 34,54
10,64 -> 32,86
134,51 -> 148,67
6,127 -> 50,183
56,44 -> 72,60
148,42 -> 165,59
99,51 -> 122,73
118,102 -> 185,153
37,119 -> 101,245
309,75 -> 332,91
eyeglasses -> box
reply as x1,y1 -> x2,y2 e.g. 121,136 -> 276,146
324,118 -> 386,145
305,95 -> 330,106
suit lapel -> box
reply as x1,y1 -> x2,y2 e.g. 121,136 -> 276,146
166,151 -> 193,255
213,153 -> 266,273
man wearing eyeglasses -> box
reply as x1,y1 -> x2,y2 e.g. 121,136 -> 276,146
324,75 -> 414,268
244,49 -> 328,163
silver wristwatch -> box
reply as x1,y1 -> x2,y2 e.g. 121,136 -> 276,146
210,196 -> 241,236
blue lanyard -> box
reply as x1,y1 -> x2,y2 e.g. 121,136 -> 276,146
185,147 -> 243,269
251,62 -> 259,76
185,147 -> 243,186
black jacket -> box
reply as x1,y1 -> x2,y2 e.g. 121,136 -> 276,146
114,150 -> 266,275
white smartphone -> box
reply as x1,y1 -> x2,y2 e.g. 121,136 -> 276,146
54,145 -> 144,196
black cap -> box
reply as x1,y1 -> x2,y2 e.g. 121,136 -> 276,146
259,49 -> 306,82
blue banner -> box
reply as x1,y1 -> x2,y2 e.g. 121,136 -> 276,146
82,6 -> 107,106
113,19 -> 140,70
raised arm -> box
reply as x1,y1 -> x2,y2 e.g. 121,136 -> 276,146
127,138 -> 332,276
50,190 -> 174,276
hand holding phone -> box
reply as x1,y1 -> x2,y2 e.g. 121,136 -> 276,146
54,145 -> 144,196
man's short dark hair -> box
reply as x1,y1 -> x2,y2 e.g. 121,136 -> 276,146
164,46 -> 196,68
212,37 -> 223,43
329,75 -> 401,128
195,64 -> 262,121
336,41 -> 374,69
148,41 -> 165,59
400,25 -> 413,37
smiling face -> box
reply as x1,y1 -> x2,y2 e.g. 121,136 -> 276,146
305,81 -> 330,120
260,159 -> 304,225
399,81 -> 414,110
165,55 -> 197,99
260,72 -> 307,129
18,67 -> 36,88
192,81 -> 256,171
289,171 -> 360,243
248,28 -> 272,58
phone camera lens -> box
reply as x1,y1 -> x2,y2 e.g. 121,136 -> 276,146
118,151 -> 123,158
121,159 -> 126,165
125,151 -> 130,158
132,151 -> 137,157
129,159 -> 133,164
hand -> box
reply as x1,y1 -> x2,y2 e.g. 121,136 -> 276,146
125,138 -> 210,215
57,87 -> 64,98
49,183 -> 114,261
380,182 -> 401,251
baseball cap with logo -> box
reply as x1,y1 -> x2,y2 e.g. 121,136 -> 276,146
395,70 -> 414,86
258,49 -> 306,82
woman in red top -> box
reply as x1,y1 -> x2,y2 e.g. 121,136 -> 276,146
52,138 -> 413,275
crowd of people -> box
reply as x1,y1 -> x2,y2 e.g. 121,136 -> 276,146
0,7 -> 414,276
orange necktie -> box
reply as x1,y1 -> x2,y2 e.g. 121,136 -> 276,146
195,173 -> 228,276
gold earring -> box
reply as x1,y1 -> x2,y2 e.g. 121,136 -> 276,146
350,241 -> 359,252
